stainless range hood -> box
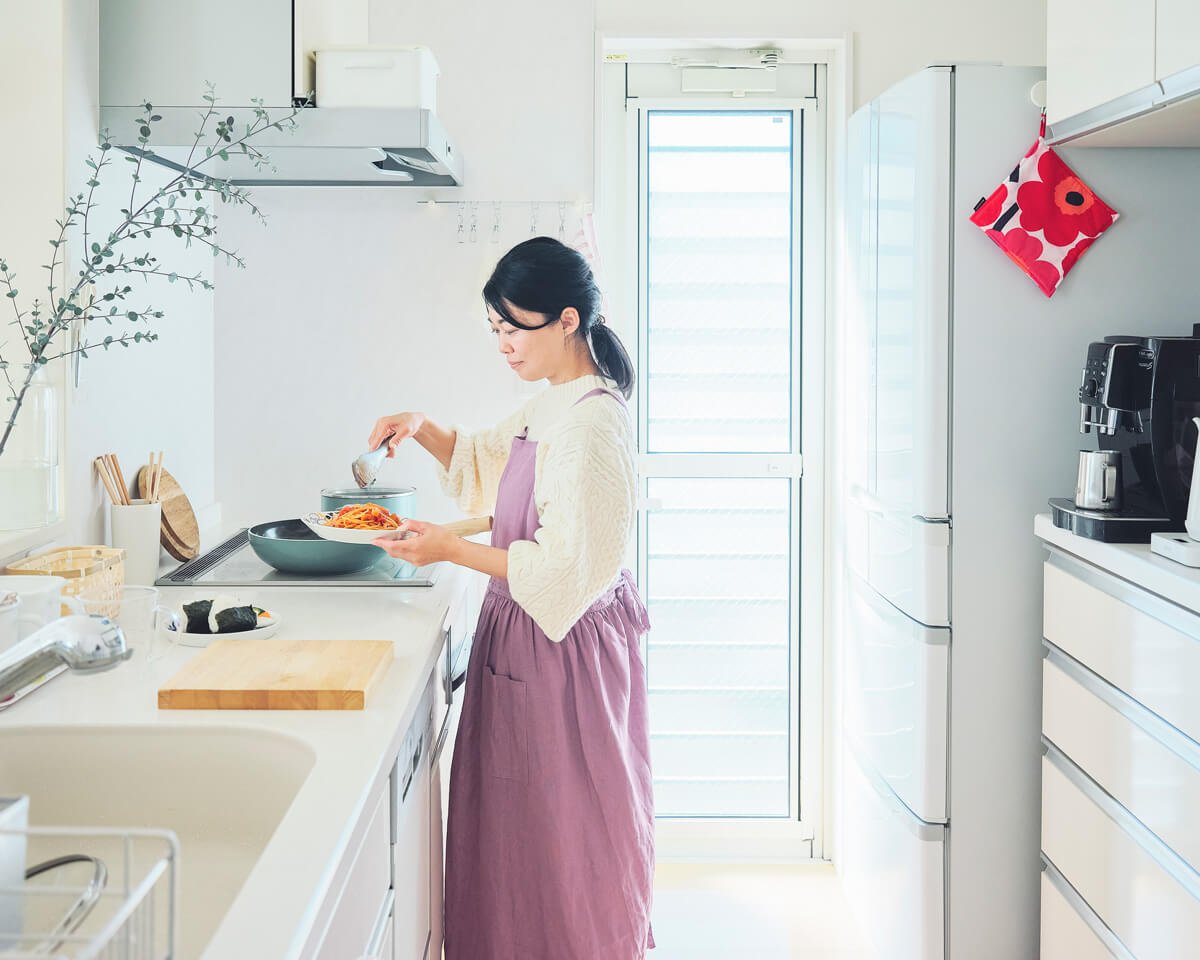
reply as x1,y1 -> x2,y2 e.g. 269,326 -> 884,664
97,104 -> 462,187
98,0 -> 463,187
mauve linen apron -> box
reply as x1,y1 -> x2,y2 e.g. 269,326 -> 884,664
444,388 -> 656,960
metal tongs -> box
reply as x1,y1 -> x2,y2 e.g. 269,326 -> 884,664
351,439 -> 389,488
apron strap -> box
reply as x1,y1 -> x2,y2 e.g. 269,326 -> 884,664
572,387 -> 625,407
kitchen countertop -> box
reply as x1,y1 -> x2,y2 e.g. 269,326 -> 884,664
0,541 -> 476,959
1035,512 -> 1200,615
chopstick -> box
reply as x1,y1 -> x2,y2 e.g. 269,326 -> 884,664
94,457 -> 121,505
94,454 -> 137,506
109,455 -> 130,505
153,450 -> 163,503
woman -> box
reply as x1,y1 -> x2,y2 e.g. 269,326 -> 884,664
367,237 -> 655,960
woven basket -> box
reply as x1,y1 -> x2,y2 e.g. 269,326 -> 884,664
6,545 -> 126,618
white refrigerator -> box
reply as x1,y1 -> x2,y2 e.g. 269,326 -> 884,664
837,64 -> 1200,960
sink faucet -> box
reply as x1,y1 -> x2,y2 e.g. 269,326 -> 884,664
0,615 -> 132,706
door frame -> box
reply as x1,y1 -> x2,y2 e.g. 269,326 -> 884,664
594,35 -> 850,861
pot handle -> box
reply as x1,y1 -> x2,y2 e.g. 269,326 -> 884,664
442,516 -> 493,538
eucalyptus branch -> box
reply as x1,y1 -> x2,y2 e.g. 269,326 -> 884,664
80,138 -> 113,280
0,264 -> 32,355
0,86 -> 297,458
125,221 -> 244,265
41,330 -> 155,363
0,356 -> 18,403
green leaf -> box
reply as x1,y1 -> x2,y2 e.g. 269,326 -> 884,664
168,273 -> 176,283
91,242 -> 100,254
126,311 -> 137,321
172,225 -> 183,237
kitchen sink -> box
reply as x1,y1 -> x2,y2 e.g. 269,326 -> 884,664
0,724 -> 316,959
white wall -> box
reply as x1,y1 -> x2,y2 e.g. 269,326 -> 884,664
211,0 -> 1047,528
0,0 -> 216,554
212,0 -> 596,526
596,0 -> 1048,109
61,0 -> 216,546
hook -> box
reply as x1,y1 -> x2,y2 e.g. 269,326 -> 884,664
456,203 -> 465,244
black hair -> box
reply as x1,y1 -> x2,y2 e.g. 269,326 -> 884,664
483,236 -> 634,399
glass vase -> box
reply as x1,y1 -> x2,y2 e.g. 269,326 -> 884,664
0,367 -> 60,531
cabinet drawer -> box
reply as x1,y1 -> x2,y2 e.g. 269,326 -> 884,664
1040,862 -> 1132,960
839,749 -> 945,960
845,572 -> 948,821
1043,552 -> 1200,743
1041,746 -> 1200,960
1044,645 -> 1200,875
316,781 -> 391,960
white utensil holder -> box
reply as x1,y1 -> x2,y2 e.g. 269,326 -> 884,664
110,500 -> 162,587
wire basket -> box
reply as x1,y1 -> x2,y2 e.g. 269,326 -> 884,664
5,548 -> 125,619
0,826 -> 176,960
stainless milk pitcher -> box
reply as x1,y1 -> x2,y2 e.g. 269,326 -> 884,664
1075,450 -> 1122,511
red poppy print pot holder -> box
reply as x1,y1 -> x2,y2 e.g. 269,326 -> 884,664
969,111 -> 1118,297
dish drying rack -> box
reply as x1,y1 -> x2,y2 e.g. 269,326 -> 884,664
0,827 -> 176,960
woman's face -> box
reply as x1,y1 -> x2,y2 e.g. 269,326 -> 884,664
487,301 -> 580,383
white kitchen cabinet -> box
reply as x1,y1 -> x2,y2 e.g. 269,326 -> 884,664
315,778 -> 393,960
428,751 -> 445,960
1046,0 -> 1157,125
1157,0 -> 1200,81
1039,540 -> 1200,959
393,677 -> 435,960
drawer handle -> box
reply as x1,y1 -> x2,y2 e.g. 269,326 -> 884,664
1041,857 -> 1136,960
1043,739 -> 1200,901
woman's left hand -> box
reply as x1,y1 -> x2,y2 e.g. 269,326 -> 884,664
373,519 -> 460,566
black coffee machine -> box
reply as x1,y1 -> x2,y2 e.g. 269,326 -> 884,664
1050,324 -> 1200,542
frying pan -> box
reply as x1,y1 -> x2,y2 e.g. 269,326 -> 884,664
247,519 -> 382,575
247,517 -> 493,576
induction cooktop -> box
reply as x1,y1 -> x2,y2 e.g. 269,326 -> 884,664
156,528 -> 441,588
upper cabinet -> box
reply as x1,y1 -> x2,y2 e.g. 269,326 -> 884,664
1046,0 -> 1157,125
1047,0 -> 1200,146
1158,0 -> 1200,81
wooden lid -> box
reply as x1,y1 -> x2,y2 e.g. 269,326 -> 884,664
138,465 -> 199,561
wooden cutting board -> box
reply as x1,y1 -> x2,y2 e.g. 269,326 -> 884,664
158,632 -> 394,710
138,465 -> 199,561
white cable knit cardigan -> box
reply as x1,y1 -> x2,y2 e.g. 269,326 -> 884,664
436,374 -> 636,642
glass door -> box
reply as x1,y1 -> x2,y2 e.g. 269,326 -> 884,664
628,85 -> 825,852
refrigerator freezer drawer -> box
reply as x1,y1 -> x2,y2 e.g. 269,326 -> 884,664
845,573 -> 949,821
869,512 -> 950,627
1043,645 -> 1200,876
846,490 -> 950,627
1041,746 -> 1200,960
1040,862 -> 1132,960
840,748 -> 945,960
1043,551 -> 1200,744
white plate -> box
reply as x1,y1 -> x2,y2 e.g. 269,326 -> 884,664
301,510 -> 405,545
174,604 -> 281,647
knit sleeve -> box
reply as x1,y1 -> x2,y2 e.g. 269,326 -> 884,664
506,397 -> 636,642
435,403 -> 527,516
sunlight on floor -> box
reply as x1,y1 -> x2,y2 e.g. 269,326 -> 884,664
650,862 -> 870,959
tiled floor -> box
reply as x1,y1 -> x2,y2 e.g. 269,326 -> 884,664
649,862 -> 871,959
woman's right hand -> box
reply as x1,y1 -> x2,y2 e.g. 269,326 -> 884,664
368,412 -> 425,459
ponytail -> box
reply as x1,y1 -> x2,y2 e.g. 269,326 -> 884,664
587,318 -> 634,399
484,237 -> 636,399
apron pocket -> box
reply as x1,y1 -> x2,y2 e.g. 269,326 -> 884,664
482,666 -> 528,783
